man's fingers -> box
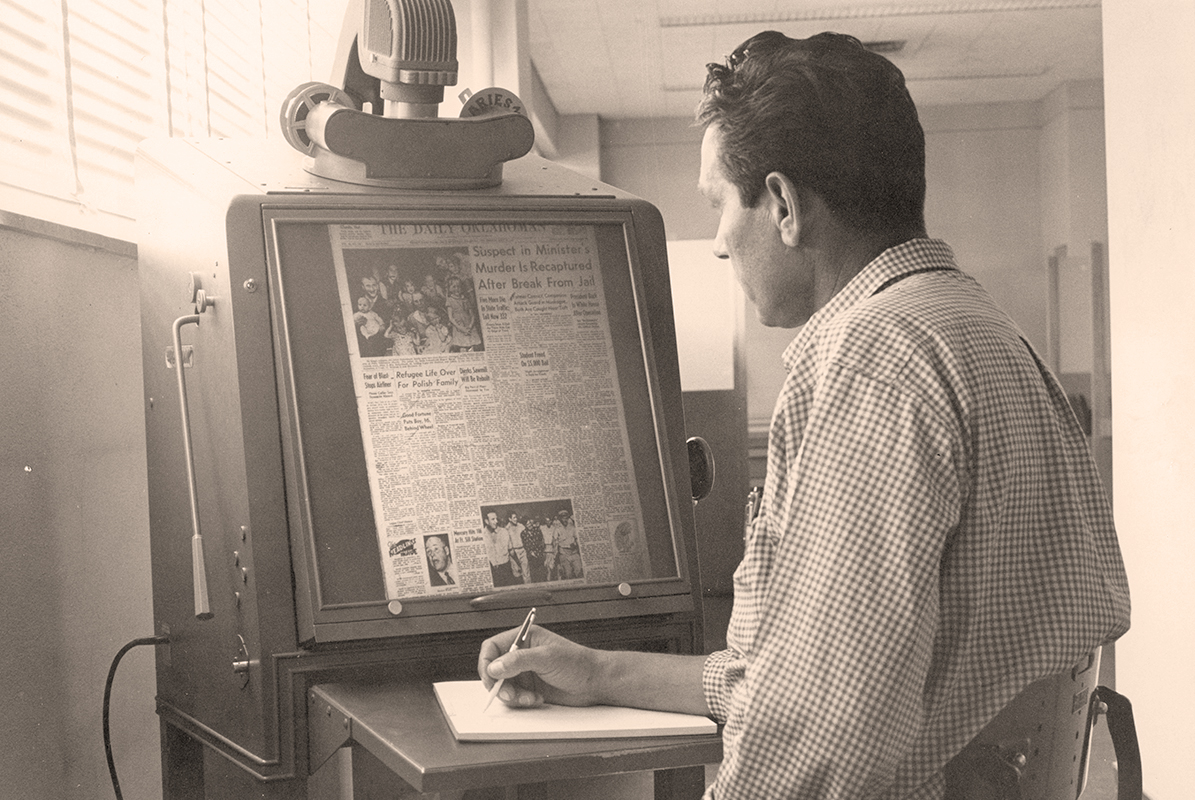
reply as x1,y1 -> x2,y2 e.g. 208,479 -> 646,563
478,628 -> 522,686
503,683 -> 543,707
487,644 -> 540,679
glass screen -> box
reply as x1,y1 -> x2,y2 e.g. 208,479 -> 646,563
269,212 -> 684,614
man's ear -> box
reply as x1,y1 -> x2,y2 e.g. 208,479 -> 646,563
764,171 -> 801,247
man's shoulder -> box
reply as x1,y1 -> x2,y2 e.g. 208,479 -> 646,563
811,268 -> 1026,392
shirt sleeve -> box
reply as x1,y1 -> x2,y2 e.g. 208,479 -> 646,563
704,362 -> 962,799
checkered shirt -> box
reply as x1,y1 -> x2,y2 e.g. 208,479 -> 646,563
702,239 -> 1131,799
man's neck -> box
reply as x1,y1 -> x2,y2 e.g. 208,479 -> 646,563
813,225 -> 926,305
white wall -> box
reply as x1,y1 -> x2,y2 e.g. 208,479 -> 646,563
1103,2 -> 1195,798
923,102 -> 1049,351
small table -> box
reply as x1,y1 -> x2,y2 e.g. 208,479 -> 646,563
309,679 -> 723,799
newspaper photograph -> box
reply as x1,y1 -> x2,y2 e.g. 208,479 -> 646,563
328,222 -> 652,600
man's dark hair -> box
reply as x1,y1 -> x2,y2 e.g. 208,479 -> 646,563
698,31 -> 926,236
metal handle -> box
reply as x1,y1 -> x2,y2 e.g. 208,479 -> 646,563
172,314 -> 213,620
687,436 -> 715,504
469,590 -> 552,609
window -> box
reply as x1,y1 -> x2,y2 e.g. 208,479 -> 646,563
0,0 -> 340,240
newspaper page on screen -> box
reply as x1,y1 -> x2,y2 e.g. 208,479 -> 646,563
328,223 -> 652,600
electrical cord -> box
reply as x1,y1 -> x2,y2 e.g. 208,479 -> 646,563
104,635 -> 169,800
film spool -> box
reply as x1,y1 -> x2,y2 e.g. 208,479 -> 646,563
280,82 -> 355,155
459,87 -> 528,119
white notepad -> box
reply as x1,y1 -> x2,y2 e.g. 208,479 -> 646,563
433,680 -> 718,741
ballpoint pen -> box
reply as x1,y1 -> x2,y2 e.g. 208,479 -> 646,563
744,486 -> 763,539
482,607 -> 536,712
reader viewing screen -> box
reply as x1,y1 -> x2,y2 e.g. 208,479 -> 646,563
270,215 -> 683,609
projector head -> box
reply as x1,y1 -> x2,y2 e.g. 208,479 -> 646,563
357,0 -> 459,117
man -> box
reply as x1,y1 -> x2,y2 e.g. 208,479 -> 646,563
425,534 -> 457,586
478,31 -> 1130,799
359,274 -> 390,319
502,511 -> 529,583
547,509 -> 581,579
482,510 -> 518,587
519,514 -> 549,583
383,263 -> 401,303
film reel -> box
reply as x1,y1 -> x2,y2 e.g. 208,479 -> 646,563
280,82 -> 355,155
459,88 -> 527,119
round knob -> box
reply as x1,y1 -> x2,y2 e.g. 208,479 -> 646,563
195,289 -> 217,313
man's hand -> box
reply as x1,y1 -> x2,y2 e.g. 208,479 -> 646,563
478,625 -> 711,716
477,624 -> 608,708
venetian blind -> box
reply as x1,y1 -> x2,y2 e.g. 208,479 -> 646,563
0,0 -> 339,238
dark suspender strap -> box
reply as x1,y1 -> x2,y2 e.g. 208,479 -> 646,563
871,266 -> 956,296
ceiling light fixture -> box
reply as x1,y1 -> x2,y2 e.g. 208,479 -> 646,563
659,0 -> 1099,27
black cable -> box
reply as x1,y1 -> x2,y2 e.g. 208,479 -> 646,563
104,635 -> 169,800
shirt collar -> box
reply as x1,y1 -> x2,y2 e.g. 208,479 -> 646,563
781,238 -> 957,371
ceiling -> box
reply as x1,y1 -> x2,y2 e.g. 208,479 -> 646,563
525,0 -> 1105,119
